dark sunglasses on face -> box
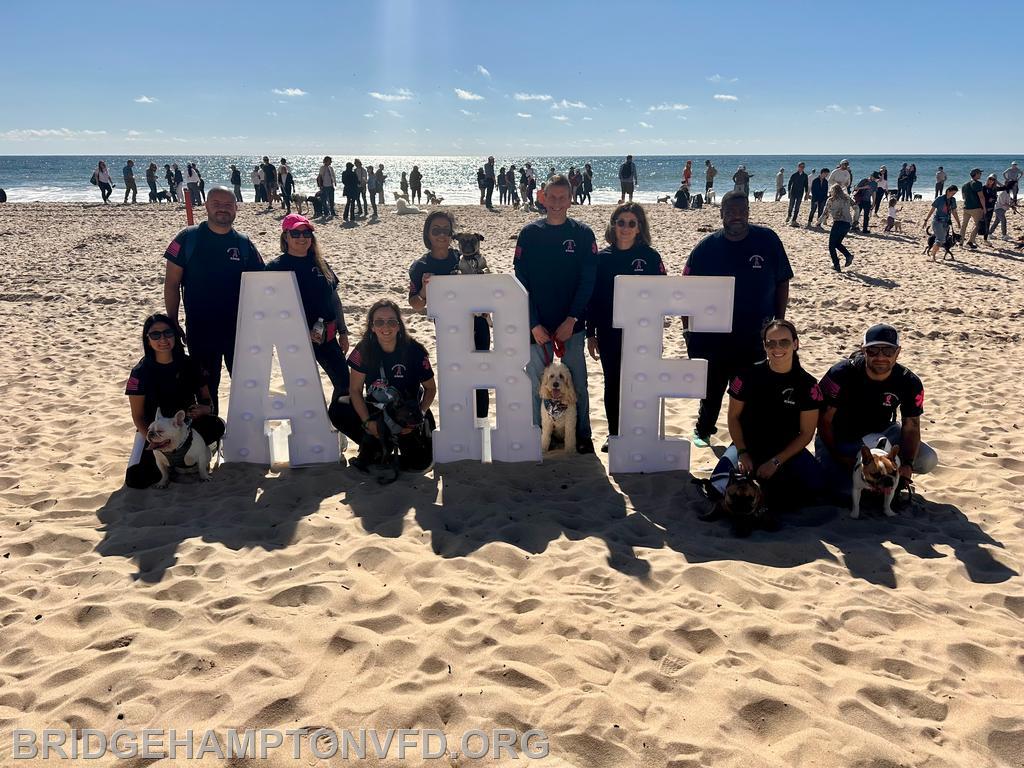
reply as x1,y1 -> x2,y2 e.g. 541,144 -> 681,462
288,230 -> 314,239
429,227 -> 452,236
373,318 -> 399,328
615,219 -> 638,229
865,346 -> 897,358
147,329 -> 175,341
764,338 -> 793,349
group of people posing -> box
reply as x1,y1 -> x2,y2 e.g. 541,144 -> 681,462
125,182 -> 938,530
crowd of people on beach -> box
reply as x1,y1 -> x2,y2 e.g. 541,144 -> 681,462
115,153 -> 1020,532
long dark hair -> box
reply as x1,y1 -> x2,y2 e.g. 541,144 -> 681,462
277,230 -> 337,283
355,299 -> 415,376
141,312 -> 186,364
422,210 -> 456,249
761,318 -> 803,368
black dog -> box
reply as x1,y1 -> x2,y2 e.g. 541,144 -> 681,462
925,226 -> 959,259
353,389 -> 428,485
155,190 -> 173,203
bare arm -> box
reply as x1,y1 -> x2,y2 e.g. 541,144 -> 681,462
349,369 -> 369,423
164,261 -> 184,325
899,415 -> 922,478
419,377 -> 437,413
129,395 -> 149,438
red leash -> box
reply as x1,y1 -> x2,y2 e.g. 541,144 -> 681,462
540,332 -> 566,366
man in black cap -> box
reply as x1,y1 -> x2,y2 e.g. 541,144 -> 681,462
816,324 -> 937,492
960,168 -> 986,250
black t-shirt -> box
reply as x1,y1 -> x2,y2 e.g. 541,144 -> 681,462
348,341 -> 434,401
728,360 -> 822,462
788,171 -> 808,197
264,253 -> 340,329
619,161 -> 635,182
586,243 -> 666,333
513,218 -> 598,335
409,249 -> 461,298
261,163 -> 277,186
818,355 -> 925,443
125,355 -> 205,424
164,223 -> 264,332
683,225 -> 793,343
230,168 -> 241,185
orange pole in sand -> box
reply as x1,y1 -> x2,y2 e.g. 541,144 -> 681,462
184,182 -> 194,225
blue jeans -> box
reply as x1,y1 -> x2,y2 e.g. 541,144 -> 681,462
322,186 -> 336,215
815,422 -> 938,493
526,331 -> 591,439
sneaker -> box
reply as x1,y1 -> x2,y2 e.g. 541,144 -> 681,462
576,436 -> 595,455
600,438 -> 610,453
967,242 -> 978,250
844,255 -> 854,267
692,430 -> 711,448
790,221 -> 799,227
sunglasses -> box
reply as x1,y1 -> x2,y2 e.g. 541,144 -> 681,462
764,338 -> 793,349
615,219 -> 638,229
288,229 -> 314,239
372,318 -> 399,328
865,346 -> 897,358
147,329 -> 175,341
429,227 -> 452,237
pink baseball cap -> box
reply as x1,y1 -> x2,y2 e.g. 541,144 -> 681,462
281,213 -> 314,231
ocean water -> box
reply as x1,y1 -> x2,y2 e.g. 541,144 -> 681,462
0,154 -> 1017,204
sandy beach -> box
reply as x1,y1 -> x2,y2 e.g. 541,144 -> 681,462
1,199 -> 1022,767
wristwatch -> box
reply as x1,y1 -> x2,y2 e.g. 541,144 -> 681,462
771,457 -> 782,468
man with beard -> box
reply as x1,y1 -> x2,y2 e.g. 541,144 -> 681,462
816,323 -> 937,492
683,190 -> 793,446
163,187 -> 265,412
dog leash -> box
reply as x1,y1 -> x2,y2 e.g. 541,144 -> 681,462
540,332 -> 566,367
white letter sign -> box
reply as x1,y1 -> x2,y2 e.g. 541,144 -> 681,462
609,275 -> 734,474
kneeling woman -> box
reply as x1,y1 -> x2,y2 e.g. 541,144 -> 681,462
329,300 -> 436,472
265,214 -> 350,400
125,314 -> 225,488
708,319 -> 824,514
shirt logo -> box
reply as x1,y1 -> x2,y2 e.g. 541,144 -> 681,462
631,258 -> 647,272
915,391 -> 924,409
781,386 -> 796,407
563,239 -> 576,254
882,393 -> 898,408
749,254 -> 764,269
391,363 -> 407,378
227,247 -> 241,262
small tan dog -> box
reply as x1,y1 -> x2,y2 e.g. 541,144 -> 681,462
538,361 -> 577,453
852,437 -> 901,518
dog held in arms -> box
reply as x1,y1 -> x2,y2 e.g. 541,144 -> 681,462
538,360 -> 577,453
146,408 -> 212,488
695,469 -> 775,537
851,437 -> 901,518
358,386 -> 428,485
453,233 -> 490,275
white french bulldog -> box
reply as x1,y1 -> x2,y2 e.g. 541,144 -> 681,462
851,436 -> 901,519
146,408 -> 212,489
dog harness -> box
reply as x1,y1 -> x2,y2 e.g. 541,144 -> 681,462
161,427 -> 195,470
543,398 -> 570,422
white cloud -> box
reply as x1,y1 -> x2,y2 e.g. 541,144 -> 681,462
266,111 -> 278,117
455,88 -> 484,101
824,103 -> 844,113
387,109 -> 403,118
127,129 -> 142,136
617,128 -> 627,133
363,111 -> 376,118
459,109 -> 477,116
648,103 -> 689,112
638,121 -> 653,128
272,88 -> 307,97
552,115 -> 570,122
714,94 -> 739,102
369,88 -> 414,102
707,74 -> 738,83
582,116 -> 593,121
514,92 -> 552,101
869,105 -> 884,112
0,128 -> 107,140
551,99 -> 588,109
476,64 -> 491,78
516,112 -> 532,118
134,95 -> 157,103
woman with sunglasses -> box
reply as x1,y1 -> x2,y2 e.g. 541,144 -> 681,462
409,211 -> 490,418
704,319 -> 824,527
265,214 -> 350,400
586,203 -> 666,452
124,313 -> 225,488
329,300 -> 437,472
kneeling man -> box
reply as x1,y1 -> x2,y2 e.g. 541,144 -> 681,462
816,323 -> 938,492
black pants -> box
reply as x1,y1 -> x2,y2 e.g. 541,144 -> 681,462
329,400 -> 436,471
148,180 -> 158,202
935,183 -> 944,198
595,326 -> 623,435
282,192 -> 292,214
99,182 -> 112,203
125,415 -> 225,488
315,338 -> 351,397
485,180 -> 495,207
687,334 -> 764,438
366,190 -> 377,217
786,195 -> 802,222
807,198 -> 826,224
344,193 -> 357,221
187,332 -> 236,415
829,221 -> 853,267
858,201 -> 871,231
873,188 -> 886,215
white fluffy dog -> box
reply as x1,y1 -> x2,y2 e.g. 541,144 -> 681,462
538,361 -> 577,453
395,198 -> 422,215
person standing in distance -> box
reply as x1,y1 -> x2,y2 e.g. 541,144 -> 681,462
122,160 -> 138,204
163,187 -> 264,413
514,175 -> 598,454
618,154 -> 637,203
683,190 -> 793,446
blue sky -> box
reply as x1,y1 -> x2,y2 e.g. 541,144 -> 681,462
4,0 -> 1022,155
